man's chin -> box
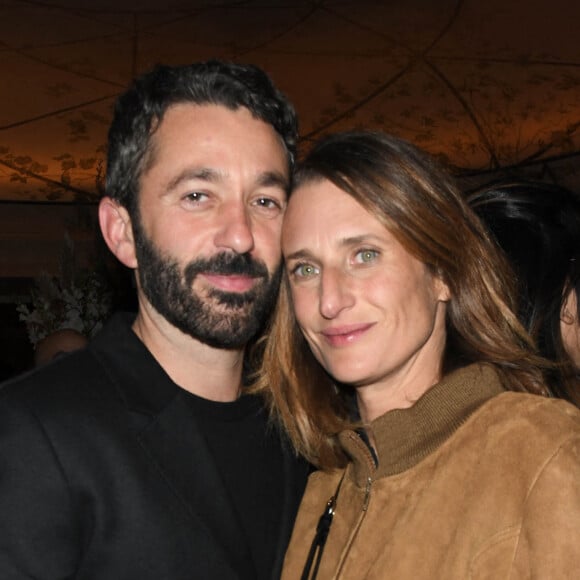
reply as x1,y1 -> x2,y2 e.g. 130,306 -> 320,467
188,321 -> 259,350
206,290 -> 257,310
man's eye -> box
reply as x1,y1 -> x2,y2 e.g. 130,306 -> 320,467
355,249 -> 379,264
254,197 -> 284,211
184,192 -> 208,203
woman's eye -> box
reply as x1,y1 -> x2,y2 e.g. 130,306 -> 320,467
355,249 -> 379,264
291,263 -> 319,278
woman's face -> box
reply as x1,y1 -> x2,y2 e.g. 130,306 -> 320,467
561,289 -> 580,368
282,179 -> 450,414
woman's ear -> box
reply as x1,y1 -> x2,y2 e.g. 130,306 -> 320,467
561,289 -> 580,367
561,289 -> 578,325
435,278 -> 451,302
433,269 -> 451,302
99,197 -> 138,269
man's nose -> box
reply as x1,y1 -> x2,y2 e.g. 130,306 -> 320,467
214,202 -> 255,254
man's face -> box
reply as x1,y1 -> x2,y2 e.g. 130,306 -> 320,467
132,103 -> 289,349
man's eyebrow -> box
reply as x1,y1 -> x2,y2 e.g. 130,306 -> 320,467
166,168 -> 288,192
167,167 -> 221,191
256,170 -> 289,192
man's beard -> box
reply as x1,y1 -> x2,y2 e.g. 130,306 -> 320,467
133,222 -> 282,349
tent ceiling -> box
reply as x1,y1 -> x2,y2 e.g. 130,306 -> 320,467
1,0 -> 580,202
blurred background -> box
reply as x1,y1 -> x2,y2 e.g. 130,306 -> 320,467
1,0 -> 579,374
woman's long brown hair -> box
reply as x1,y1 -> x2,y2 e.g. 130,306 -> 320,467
252,131 -> 549,470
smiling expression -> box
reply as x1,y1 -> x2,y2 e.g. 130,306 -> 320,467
133,103 -> 289,347
282,178 -> 450,411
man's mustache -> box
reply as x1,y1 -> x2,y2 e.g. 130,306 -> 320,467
184,252 -> 269,285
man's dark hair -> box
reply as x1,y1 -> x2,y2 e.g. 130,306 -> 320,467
105,60 -> 298,214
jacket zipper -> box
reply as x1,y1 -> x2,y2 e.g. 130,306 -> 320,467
362,476 -> 372,511
335,432 -> 375,578
335,476 -> 372,578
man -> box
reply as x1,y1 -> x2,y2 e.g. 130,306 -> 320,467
0,61 -> 308,579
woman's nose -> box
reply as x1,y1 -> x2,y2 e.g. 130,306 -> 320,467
319,268 -> 354,319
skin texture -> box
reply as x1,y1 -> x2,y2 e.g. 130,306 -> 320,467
561,289 -> 580,368
282,179 -> 450,422
99,104 -> 289,400
34,329 -> 88,367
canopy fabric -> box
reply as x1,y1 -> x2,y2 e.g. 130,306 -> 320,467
1,0 -> 579,203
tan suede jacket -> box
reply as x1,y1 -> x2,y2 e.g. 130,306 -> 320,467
282,364 -> 580,579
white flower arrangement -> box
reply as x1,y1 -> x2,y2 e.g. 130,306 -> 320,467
17,234 -> 113,346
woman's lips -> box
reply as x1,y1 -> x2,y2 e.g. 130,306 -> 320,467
320,323 -> 374,347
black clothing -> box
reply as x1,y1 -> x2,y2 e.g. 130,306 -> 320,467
0,313 -> 308,579
187,393 -> 285,580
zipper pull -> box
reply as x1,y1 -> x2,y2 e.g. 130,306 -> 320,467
317,494 -> 337,540
362,477 -> 372,511
301,494 -> 337,580
301,472 -> 347,580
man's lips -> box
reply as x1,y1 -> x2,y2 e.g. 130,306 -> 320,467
200,273 -> 259,293
320,323 -> 374,347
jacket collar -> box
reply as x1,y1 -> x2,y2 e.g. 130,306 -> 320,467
340,364 -> 505,484
90,312 -> 179,416
89,312 -> 307,579
90,313 -> 255,575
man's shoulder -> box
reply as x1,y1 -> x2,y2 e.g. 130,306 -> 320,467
0,347 -> 111,414
0,313 -> 141,410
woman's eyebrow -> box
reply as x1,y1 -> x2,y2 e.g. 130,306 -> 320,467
284,248 -> 315,262
284,234 -> 385,261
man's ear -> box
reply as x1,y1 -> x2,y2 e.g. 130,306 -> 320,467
99,197 -> 138,269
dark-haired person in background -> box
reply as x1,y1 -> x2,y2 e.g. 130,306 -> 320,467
0,61 -> 308,579
469,181 -> 580,407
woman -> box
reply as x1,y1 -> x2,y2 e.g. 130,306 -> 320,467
468,181 -> 580,406
254,132 -> 580,578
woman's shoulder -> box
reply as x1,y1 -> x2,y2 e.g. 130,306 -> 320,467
467,391 -> 580,454
487,391 -> 580,425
